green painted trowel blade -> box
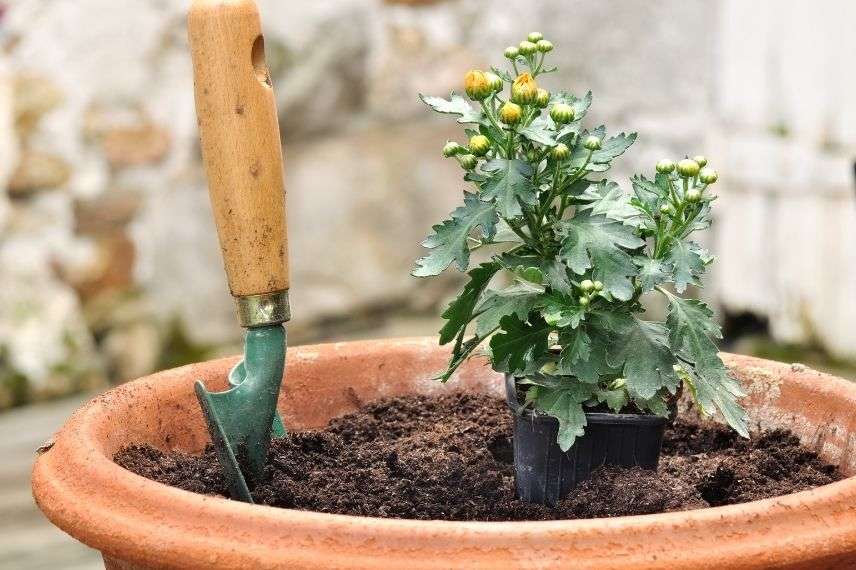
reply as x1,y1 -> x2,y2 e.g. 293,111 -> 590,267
194,324 -> 286,502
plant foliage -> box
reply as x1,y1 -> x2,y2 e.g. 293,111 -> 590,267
414,36 -> 747,450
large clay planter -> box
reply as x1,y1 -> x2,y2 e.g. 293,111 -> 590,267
32,337 -> 856,569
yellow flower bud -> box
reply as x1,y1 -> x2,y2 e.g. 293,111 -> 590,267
535,88 -> 550,108
527,32 -> 544,42
499,102 -> 522,125
464,70 -> 491,101
511,72 -> 538,105
699,167 -> 718,184
468,135 -> 490,157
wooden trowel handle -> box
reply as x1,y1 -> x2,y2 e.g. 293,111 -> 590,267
188,0 -> 289,302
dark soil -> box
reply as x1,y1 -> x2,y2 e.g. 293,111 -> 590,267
115,393 -> 842,521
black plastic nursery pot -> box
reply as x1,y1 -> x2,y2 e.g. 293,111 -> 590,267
505,374 -> 667,506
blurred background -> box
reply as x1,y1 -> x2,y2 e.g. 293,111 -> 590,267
1,0 -> 855,567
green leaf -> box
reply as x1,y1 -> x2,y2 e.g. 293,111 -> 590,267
597,388 -> 628,413
636,257 -> 670,293
592,132 -> 637,164
558,326 -> 591,365
435,335 -> 485,383
519,118 -> 558,147
419,92 -> 483,124
542,293 -> 586,329
490,314 -> 550,374
530,384 -> 594,451
480,159 -> 537,218
663,292 -> 748,437
605,318 -> 678,399
666,239 -> 705,293
438,262 -> 500,344
577,180 -> 644,226
542,258 -> 575,296
475,285 -> 542,337
558,211 -> 645,300
630,175 -> 663,211
413,192 -> 498,277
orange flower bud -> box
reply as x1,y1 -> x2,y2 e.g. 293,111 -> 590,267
464,70 -> 491,101
511,72 -> 538,105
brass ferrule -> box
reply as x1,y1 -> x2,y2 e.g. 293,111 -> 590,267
234,290 -> 291,328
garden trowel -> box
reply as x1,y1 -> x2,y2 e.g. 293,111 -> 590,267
188,0 -> 290,503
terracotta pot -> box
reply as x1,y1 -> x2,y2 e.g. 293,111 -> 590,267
32,337 -> 856,569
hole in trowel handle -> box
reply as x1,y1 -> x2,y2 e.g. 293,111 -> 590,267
252,34 -> 272,87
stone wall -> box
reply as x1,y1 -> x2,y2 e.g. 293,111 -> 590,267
0,0 -> 853,407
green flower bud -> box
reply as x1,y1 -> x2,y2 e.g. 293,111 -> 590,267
656,159 -> 675,174
699,167 -> 718,184
518,40 -> 538,55
535,88 -> 550,108
583,135 -> 602,151
692,155 -> 708,168
551,143 -> 569,161
458,154 -> 478,170
468,135 -> 490,157
527,32 -> 544,42
504,46 -> 520,60
580,279 -> 595,293
484,71 -> 503,92
442,141 -> 464,157
511,72 -> 538,105
578,296 -> 590,307
660,203 -> 674,215
549,103 -> 575,124
593,280 -> 603,292
541,361 -> 558,375
464,70 -> 492,101
686,188 -> 702,203
611,377 -> 627,389
499,101 -> 522,125
536,40 -> 553,53
677,158 -> 700,178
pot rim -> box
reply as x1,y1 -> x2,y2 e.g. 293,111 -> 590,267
505,373 -> 667,426
31,337 -> 856,569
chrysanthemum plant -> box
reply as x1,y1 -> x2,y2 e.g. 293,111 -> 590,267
413,33 -> 748,450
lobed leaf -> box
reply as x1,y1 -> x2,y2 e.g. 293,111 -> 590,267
412,192 -> 498,277
480,159 -> 537,219
419,92 -> 483,124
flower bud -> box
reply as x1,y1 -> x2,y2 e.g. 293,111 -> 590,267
442,141 -> 464,157
541,361 -> 558,375
699,167 -> 718,184
551,143 -> 569,161
583,135 -> 602,151
458,154 -> 478,171
549,103 -> 575,124
685,188 -> 702,203
518,40 -> 538,55
464,70 -> 492,101
527,32 -> 544,42
511,73 -> 538,105
692,155 -> 708,168
656,159 -> 675,174
535,88 -> 550,108
499,102 -> 522,125
578,296 -> 590,307
593,280 -> 603,292
580,279 -> 595,293
484,71 -> 503,92
468,135 -> 491,157
504,46 -> 520,60
536,40 -> 553,53
677,158 -> 700,178
660,203 -> 674,215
